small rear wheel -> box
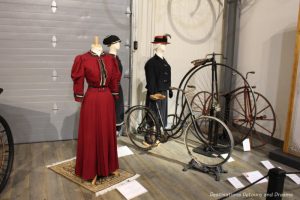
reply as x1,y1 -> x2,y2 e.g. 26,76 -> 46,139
125,106 -> 160,151
228,91 -> 276,148
249,92 -> 276,148
190,91 -> 212,116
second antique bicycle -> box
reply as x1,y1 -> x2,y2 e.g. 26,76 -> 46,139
188,57 -> 276,148
125,85 -> 234,181
179,53 -> 258,147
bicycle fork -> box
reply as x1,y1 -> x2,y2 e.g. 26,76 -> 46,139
154,102 -> 166,142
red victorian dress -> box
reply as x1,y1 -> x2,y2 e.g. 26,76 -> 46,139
71,51 -> 120,180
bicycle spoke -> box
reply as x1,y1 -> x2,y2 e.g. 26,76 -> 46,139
255,93 -> 260,102
194,103 -> 203,110
254,121 -> 273,134
197,96 -> 205,107
256,104 -> 271,115
234,96 -> 246,114
232,119 -> 247,126
232,108 -> 246,118
256,118 -> 275,121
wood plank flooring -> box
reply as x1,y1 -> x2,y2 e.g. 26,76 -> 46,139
1,136 -> 300,200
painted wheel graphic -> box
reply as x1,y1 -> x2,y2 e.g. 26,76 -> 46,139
167,0 -> 217,44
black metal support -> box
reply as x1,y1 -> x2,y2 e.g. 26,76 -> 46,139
183,159 -> 227,181
221,0 -> 240,93
222,0 -> 240,69
266,168 -> 286,200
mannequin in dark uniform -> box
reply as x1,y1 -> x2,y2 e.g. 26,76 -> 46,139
103,35 -> 124,136
145,34 -> 172,130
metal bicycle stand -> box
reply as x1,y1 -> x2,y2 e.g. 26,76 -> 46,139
183,159 -> 227,181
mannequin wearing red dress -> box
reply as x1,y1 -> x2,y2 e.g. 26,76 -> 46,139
71,36 -> 121,184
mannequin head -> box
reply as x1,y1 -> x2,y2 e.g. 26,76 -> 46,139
91,44 -> 103,56
109,41 -> 121,55
91,36 -> 103,56
154,43 -> 166,53
103,35 -> 121,55
153,43 -> 166,58
151,34 -> 171,58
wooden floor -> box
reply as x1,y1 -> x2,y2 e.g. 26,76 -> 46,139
1,136 -> 300,200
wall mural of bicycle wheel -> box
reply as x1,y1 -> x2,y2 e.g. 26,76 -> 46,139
167,0 -> 222,44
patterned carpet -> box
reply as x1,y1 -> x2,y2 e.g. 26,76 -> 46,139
47,158 -> 137,195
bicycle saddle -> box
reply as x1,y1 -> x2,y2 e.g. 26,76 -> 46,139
0,88 -> 3,95
150,93 -> 166,101
191,58 -> 209,66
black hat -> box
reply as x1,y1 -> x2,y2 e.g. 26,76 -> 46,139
151,34 -> 171,44
103,35 -> 121,46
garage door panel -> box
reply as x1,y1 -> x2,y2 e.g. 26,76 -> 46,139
0,0 -> 131,143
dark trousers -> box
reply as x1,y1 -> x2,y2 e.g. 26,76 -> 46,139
145,90 -> 168,128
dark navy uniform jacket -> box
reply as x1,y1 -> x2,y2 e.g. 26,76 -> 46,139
144,54 -> 171,94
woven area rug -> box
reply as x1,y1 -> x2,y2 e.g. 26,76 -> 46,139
47,158 -> 139,196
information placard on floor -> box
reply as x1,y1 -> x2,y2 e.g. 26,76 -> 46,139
117,180 -> 147,200
243,171 -> 268,184
227,177 -> 245,189
242,138 -> 251,151
117,146 -> 134,158
286,174 -> 300,184
260,160 -> 275,170
221,154 -> 235,162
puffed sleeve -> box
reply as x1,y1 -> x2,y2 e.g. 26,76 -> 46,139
71,55 -> 84,102
145,60 -> 157,94
108,56 -> 121,99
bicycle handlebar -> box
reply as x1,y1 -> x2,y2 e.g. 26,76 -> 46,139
170,85 -> 196,94
246,71 -> 255,79
206,53 -> 227,60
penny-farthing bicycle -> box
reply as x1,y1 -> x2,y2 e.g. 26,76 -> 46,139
126,84 -> 234,181
0,88 -> 14,193
179,53 -> 258,147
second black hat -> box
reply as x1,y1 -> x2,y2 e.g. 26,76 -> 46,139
103,35 -> 121,46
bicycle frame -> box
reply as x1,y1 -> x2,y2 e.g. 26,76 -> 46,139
173,53 -> 224,120
153,86 -> 212,143
178,53 -> 256,128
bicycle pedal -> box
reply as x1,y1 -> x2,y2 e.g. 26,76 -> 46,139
154,140 -> 161,146
142,141 -> 152,147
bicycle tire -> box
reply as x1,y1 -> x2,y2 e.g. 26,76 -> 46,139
184,115 -> 234,167
249,92 -> 276,148
0,115 -> 14,193
125,106 -> 160,151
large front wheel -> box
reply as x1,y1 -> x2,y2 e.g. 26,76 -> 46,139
125,106 -> 160,151
185,63 -> 257,146
184,116 -> 233,167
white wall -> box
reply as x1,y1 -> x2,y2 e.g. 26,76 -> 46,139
131,0 -> 224,113
237,0 -> 299,140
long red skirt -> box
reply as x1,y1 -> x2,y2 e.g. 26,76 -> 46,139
75,88 -> 119,180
